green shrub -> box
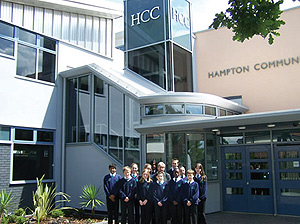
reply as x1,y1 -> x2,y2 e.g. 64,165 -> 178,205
14,216 -> 27,224
0,189 -> 16,224
50,209 -> 64,218
79,185 -> 104,217
14,208 -> 26,217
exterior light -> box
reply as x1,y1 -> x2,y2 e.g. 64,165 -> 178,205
212,129 -> 219,132
267,124 -> 276,128
238,126 -> 246,130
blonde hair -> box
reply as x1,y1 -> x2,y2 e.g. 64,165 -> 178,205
139,169 -> 152,183
187,169 -> 195,175
123,166 -> 131,173
195,163 -> 206,176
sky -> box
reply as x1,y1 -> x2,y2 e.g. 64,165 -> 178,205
105,0 -> 300,32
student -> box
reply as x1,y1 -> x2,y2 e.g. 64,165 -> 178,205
153,171 -> 169,224
151,160 -> 157,175
167,158 -> 179,179
194,163 -> 207,224
182,169 -> 199,224
179,165 -> 188,183
153,162 -> 171,183
137,170 -> 153,224
168,168 -> 183,224
131,163 -> 140,224
103,163 -> 122,224
118,166 -> 137,224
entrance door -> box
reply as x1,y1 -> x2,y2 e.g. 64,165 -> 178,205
222,145 -> 274,214
274,144 -> 300,216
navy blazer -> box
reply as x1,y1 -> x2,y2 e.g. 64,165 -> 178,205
118,177 -> 137,201
153,181 -> 169,205
182,181 -> 199,205
168,178 -> 184,203
137,180 -> 153,201
194,175 -> 207,200
103,173 -> 122,197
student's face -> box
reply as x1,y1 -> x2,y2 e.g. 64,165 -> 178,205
158,165 -> 165,172
145,165 -> 152,173
124,170 -> 131,178
173,169 -> 180,178
157,174 -> 164,182
131,165 -> 138,174
110,167 -> 116,174
195,166 -> 201,174
172,160 -> 179,168
142,172 -> 149,180
179,167 -> 185,176
187,173 -> 194,181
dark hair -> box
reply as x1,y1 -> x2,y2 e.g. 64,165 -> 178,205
109,163 -> 116,169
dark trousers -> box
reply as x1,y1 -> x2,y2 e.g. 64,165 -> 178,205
154,204 -> 167,224
197,199 -> 207,224
134,198 -> 140,224
171,202 -> 183,224
184,204 -> 197,224
106,196 -> 119,224
140,201 -> 152,224
121,200 -> 134,224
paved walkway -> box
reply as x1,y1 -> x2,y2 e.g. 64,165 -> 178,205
206,212 -> 300,224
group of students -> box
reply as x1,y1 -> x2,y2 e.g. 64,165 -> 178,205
103,158 -> 207,224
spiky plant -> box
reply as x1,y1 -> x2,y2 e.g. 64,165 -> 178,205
0,189 -> 16,224
79,185 -> 104,217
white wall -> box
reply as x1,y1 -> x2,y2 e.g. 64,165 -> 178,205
206,182 -> 221,213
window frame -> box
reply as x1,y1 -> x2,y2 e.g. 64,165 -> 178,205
10,127 -> 55,185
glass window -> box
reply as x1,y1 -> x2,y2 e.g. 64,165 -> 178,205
226,187 -> 243,195
146,134 -> 165,163
19,29 -> 36,44
66,78 -> 77,142
145,105 -> 163,115
279,161 -> 300,169
78,76 -> 90,142
273,129 -> 300,142
13,144 -> 53,181
245,131 -> 270,144
0,38 -> 14,56
250,162 -> 269,170
206,134 -> 218,180
37,131 -> 53,142
219,109 -> 226,116
165,104 -> 184,114
173,44 -> 193,92
38,50 -> 55,83
187,133 -> 205,170
128,44 -> 166,89
0,126 -> 11,141
225,162 -> 242,170
278,151 -> 298,159
221,134 -> 244,145
226,172 -> 243,180
225,153 -> 242,160
17,44 -> 36,79
40,36 -> 56,51
166,133 -> 186,169
251,188 -> 270,195
205,106 -> 216,116
280,172 -> 300,181
281,189 -> 300,197
94,78 -> 107,149
186,104 -> 203,115
250,152 -> 268,159
0,21 -> 14,37
15,129 -> 33,141
251,172 -> 269,180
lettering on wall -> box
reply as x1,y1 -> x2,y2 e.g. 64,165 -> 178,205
131,6 -> 160,27
208,56 -> 299,78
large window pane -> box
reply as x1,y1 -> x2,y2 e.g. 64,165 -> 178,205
273,129 -> 300,142
165,104 -> 184,114
128,43 -> 166,89
146,134 -> 164,163
0,126 -> 11,141
17,44 -> 36,79
166,133 -> 185,169
38,50 -> 55,83
0,38 -> 14,56
78,76 -> 90,142
0,21 -> 14,37
94,78 -> 107,149
173,44 -> 193,92
145,105 -> 163,115
66,78 -> 77,143
13,144 -> 53,181
19,29 -> 36,44
187,133 -> 205,170
221,134 -> 244,145
206,134 -> 218,180
15,129 -> 33,141
37,131 -> 53,142
186,104 -> 203,115
40,35 -> 56,51
246,131 -> 270,144
109,86 -> 123,163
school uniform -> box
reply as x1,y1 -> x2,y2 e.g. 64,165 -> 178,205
153,172 -> 171,183
167,167 -> 176,179
168,177 -> 184,224
195,175 -> 207,224
137,179 -> 153,224
118,177 -> 137,224
182,180 -> 199,224
132,174 -> 140,224
153,181 -> 169,224
103,172 -> 122,224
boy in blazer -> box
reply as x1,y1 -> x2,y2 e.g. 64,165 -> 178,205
103,163 -> 122,224
182,169 -> 199,224
153,171 -> 169,224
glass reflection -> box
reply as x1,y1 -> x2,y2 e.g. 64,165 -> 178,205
250,152 -> 268,159
251,188 -> 270,195
280,172 -> 300,181
145,105 -> 163,115
251,172 -> 269,180
146,134 -> 164,163
278,151 -> 299,159
250,162 -> 269,170
226,162 -> 242,170
0,21 -> 14,37
17,44 -> 36,79
281,188 -> 300,196
0,38 -> 14,56
226,187 -> 243,195
186,104 -> 203,115
165,104 -> 184,114
38,50 -> 55,83
19,29 -> 36,44
226,172 -> 243,180
225,153 -> 242,160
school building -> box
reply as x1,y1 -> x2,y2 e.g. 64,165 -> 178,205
0,0 -> 299,216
